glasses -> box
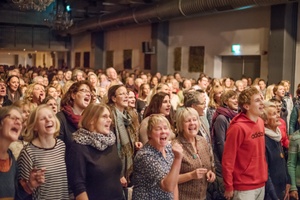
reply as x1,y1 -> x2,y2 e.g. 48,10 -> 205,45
5,114 -> 23,124
78,89 -> 92,94
0,83 -> 6,88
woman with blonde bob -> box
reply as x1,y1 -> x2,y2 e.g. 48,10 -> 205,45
18,104 -> 69,199
172,107 -> 215,200
66,103 -> 124,200
132,114 -> 183,200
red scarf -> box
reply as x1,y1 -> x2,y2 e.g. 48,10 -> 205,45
62,105 -> 81,129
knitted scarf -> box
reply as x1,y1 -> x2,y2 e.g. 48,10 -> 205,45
62,105 -> 81,129
111,107 -> 137,183
73,128 -> 116,151
211,106 -> 238,140
265,127 -> 282,142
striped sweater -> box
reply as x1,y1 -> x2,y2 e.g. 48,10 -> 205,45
17,139 -> 69,200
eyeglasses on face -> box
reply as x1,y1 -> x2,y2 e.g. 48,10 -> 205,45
0,83 -> 6,88
5,114 -> 23,124
78,88 -> 92,94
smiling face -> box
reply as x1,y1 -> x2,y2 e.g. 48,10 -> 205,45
47,87 -> 58,99
182,114 -> 199,140
0,109 -> 23,143
72,84 -> 92,111
89,74 -> 98,87
244,93 -> 264,119
34,107 -> 57,137
159,95 -> 171,116
8,76 -> 20,92
148,120 -> 171,151
21,104 -> 31,125
226,95 -> 238,111
92,107 -> 112,134
64,71 -> 72,81
127,91 -> 136,108
265,106 -> 281,130
275,85 -> 285,98
142,84 -> 150,97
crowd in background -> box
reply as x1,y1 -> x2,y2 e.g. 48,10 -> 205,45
0,64 -> 300,200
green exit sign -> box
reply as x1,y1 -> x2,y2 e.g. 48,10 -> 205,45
232,44 -> 241,54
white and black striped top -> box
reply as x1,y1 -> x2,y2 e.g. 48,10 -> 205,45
17,139 -> 69,200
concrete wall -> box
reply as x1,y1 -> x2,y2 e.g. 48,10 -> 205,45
168,6 -> 270,80
104,25 -> 152,71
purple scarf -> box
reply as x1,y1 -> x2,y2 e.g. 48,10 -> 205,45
211,106 -> 238,139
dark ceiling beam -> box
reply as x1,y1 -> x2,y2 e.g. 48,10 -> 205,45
65,0 -> 298,35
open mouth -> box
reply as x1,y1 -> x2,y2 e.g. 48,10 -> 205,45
160,137 -> 167,141
45,123 -> 54,129
11,127 -> 20,134
188,126 -> 197,131
84,97 -> 91,103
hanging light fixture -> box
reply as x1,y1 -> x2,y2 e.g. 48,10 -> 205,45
11,0 -> 54,11
44,0 -> 73,30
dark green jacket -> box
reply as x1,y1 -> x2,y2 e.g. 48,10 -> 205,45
288,130 -> 300,191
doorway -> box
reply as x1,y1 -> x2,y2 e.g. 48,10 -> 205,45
221,56 -> 261,80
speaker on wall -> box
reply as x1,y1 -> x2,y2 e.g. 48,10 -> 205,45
142,42 -> 150,53
142,41 -> 155,54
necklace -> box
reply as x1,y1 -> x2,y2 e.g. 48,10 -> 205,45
192,139 -> 199,159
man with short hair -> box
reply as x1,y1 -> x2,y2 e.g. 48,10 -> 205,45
72,69 -> 85,82
106,67 -> 122,85
192,74 -> 209,114
222,87 -> 267,200
57,70 -> 64,85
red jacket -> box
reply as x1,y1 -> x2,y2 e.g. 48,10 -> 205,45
222,113 -> 268,191
279,118 -> 289,148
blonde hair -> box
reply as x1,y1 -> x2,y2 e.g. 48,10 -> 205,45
208,85 -> 224,109
23,104 -> 60,142
176,107 -> 200,135
23,83 -> 44,103
147,114 -> 171,139
265,84 -> 275,101
261,101 -> 276,122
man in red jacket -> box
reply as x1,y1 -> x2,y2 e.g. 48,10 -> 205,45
222,87 -> 268,200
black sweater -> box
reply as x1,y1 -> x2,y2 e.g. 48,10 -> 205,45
66,142 -> 124,200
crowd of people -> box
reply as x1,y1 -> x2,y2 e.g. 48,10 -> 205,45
0,64 -> 300,200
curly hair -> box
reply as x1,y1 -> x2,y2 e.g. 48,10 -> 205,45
60,80 -> 93,108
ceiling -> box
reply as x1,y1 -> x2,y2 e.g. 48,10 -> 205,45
0,0 -> 161,26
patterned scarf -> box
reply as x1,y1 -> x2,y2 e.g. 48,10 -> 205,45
62,105 -> 81,129
112,107 -> 137,183
73,128 -> 116,151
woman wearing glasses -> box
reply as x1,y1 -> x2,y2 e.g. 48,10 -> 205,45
107,84 -> 142,187
57,81 -> 93,150
0,106 -> 44,199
